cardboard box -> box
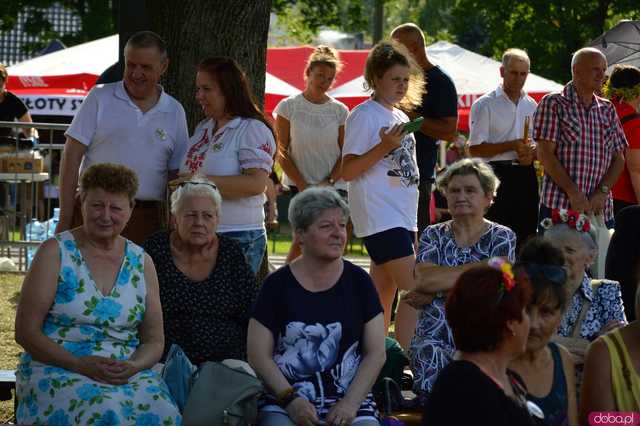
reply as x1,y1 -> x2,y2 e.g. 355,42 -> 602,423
1,155 -> 44,173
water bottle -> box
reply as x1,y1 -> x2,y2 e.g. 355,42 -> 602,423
44,208 -> 60,239
25,219 -> 46,267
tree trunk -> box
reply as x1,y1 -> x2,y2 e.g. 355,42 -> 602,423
148,0 -> 272,131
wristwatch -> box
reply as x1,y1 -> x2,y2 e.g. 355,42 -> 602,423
599,184 -> 610,194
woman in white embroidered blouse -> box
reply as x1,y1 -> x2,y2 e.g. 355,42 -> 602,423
274,46 -> 349,263
173,57 -> 276,274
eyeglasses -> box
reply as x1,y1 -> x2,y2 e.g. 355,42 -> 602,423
523,263 -> 567,286
178,180 -> 218,191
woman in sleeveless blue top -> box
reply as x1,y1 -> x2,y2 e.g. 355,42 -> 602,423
510,238 -> 578,426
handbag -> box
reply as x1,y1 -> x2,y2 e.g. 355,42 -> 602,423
182,360 -> 264,426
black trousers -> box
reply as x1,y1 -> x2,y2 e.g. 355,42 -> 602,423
417,181 -> 433,238
486,162 -> 539,251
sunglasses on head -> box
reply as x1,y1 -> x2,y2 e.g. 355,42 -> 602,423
523,263 -> 567,286
178,180 -> 218,190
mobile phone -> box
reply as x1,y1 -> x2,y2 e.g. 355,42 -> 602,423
403,116 -> 424,134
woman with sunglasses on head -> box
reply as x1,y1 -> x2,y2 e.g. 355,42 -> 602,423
143,176 -> 258,364
510,238 -> 578,426
422,259 -> 543,426
173,56 -> 276,274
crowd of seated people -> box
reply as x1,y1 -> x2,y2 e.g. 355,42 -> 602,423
11,25 -> 640,426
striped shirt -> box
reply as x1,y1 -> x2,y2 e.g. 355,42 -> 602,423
533,82 -> 627,222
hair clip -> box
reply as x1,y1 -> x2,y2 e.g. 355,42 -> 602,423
488,257 -> 516,303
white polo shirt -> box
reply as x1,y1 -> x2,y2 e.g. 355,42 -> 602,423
468,85 -> 538,162
66,81 -> 189,200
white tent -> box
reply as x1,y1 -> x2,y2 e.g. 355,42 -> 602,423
7,38 -> 563,131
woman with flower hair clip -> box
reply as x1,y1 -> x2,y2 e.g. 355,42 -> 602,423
541,209 -> 626,362
422,259 -> 544,426
602,64 -> 640,216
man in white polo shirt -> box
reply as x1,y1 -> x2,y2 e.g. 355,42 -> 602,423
468,48 -> 538,249
56,31 -> 189,243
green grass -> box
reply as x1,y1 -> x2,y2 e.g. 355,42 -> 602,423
0,273 -> 22,422
267,232 -> 369,257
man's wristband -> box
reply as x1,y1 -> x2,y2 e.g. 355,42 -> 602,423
276,387 -> 298,408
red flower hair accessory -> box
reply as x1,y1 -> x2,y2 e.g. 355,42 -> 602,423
488,257 -> 516,303
541,208 -> 590,233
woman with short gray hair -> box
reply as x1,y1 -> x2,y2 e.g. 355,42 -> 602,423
436,157 -> 501,201
288,186 -> 350,231
143,175 -> 257,364
248,187 -> 386,426
407,157 -> 516,396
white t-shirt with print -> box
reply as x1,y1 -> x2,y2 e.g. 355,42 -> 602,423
180,117 -> 276,232
343,99 -> 419,237
274,94 -> 348,190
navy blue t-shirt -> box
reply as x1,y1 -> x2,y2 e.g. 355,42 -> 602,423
251,260 -> 383,417
414,66 -> 458,183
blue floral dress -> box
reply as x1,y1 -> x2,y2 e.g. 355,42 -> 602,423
16,231 -> 181,426
557,273 -> 626,341
409,220 -> 516,394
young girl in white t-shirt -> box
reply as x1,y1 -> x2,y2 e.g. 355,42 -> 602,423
342,41 -> 426,348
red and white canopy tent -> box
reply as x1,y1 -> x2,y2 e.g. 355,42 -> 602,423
7,35 -> 563,132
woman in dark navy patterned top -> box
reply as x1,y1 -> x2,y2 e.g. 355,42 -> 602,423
510,238 -> 578,426
248,187 -> 386,426
143,177 -> 258,365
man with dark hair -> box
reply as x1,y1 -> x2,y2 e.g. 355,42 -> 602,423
468,48 -> 538,248
56,30 -> 189,243
391,23 -> 458,350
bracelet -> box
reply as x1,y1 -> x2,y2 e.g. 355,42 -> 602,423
276,387 -> 298,408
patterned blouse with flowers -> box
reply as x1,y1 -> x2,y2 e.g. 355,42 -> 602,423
557,273 -> 626,341
409,220 -> 516,394
15,231 -> 181,426
251,261 -> 383,421
179,117 -> 275,233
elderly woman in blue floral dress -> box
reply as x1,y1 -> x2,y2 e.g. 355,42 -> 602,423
542,210 -> 627,359
404,158 -> 517,398
14,163 -> 180,425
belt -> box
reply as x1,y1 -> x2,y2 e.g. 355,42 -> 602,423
134,199 -> 161,208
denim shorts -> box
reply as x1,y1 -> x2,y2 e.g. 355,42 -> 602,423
220,229 -> 266,274
362,227 -> 415,265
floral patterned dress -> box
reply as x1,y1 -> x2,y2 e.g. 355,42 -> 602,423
409,220 -> 516,394
16,231 -> 181,426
